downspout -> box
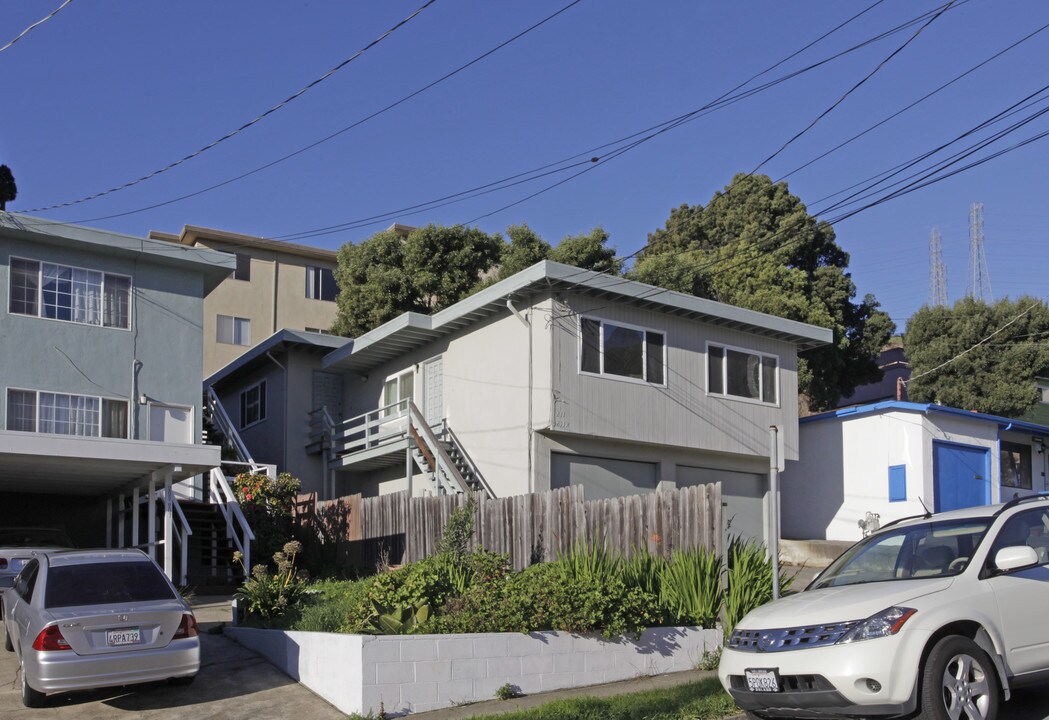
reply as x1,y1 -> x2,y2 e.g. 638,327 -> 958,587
267,351 -> 287,474
998,421 -> 1014,503
507,298 -> 532,492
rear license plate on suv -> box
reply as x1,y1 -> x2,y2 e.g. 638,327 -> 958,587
745,668 -> 781,693
106,627 -> 141,646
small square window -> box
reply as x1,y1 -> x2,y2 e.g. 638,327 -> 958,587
240,382 -> 266,428
889,465 -> 907,502
234,254 -> 251,282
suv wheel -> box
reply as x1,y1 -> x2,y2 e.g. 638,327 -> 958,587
920,635 -> 1000,720
21,663 -> 46,708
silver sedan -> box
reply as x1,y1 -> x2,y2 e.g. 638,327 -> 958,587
3,549 -> 199,708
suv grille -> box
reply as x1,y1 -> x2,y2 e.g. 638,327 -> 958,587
727,621 -> 860,652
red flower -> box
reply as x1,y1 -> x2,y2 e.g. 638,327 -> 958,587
245,493 -> 253,501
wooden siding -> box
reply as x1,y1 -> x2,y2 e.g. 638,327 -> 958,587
295,484 -> 722,570
549,293 -> 802,459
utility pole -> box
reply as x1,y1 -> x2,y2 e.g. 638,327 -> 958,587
929,227 -> 947,307
967,202 -> 992,301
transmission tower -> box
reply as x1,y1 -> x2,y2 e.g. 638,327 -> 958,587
966,202 -> 992,301
929,227 -> 947,306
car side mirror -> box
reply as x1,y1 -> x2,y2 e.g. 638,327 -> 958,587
995,545 -> 1040,573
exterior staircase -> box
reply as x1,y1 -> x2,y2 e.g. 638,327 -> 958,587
179,499 -> 243,593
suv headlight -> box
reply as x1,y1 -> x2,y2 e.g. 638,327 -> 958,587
837,607 -> 916,644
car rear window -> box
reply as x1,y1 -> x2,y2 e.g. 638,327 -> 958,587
45,561 -> 177,608
0,529 -> 74,548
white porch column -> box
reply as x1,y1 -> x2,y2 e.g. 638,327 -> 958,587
105,499 -> 113,549
117,493 -> 126,548
148,478 -> 157,562
163,470 -> 174,581
132,487 -> 140,550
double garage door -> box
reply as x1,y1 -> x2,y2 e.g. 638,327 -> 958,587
550,453 -> 766,542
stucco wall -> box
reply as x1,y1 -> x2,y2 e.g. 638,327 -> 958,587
0,235 -> 205,440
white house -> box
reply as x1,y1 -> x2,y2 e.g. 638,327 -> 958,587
207,260 -> 833,545
782,401 -> 1049,542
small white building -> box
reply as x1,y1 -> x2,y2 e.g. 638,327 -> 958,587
782,401 -> 1049,542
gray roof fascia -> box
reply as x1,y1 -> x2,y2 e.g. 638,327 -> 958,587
321,260 -> 832,374
1,213 -> 235,294
206,329 -> 349,388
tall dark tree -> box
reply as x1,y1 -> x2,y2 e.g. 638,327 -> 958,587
630,173 -> 894,412
905,296 -> 1049,417
0,165 -> 16,211
496,224 -> 551,281
549,227 -> 622,275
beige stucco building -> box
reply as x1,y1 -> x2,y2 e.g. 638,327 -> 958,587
150,225 -> 340,377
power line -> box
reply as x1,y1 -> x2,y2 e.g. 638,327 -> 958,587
0,0 -> 74,55
20,0 -> 440,213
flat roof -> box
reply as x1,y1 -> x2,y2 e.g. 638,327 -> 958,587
205,329 -> 349,387
803,400 -> 1049,435
323,260 -> 833,373
1,214 -> 234,294
151,225 -> 337,263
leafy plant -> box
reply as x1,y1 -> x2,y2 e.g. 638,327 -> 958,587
659,547 -> 723,628
622,547 -> 665,598
554,539 -> 622,585
695,646 -> 722,671
234,472 -> 301,568
723,535 -> 795,633
436,493 -> 477,561
366,601 -> 431,634
494,682 -> 522,700
233,541 -> 309,620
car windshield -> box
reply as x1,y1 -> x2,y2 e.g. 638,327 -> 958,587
811,517 -> 993,590
0,528 -> 73,548
45,561 -> 177,608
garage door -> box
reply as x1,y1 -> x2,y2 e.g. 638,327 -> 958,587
679,466 -> 765,543
550,453 -> 658,500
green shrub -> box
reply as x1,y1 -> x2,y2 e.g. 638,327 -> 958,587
723,535 -> 795,633
435,494 -> 477,561
234,541 -> 309,620
622,547 -> 665,598
235,471 -> 301,569
554,540 -> 622,585
367,555 -> 456,611
290,577 -> 374,633
659,547 -> 723,628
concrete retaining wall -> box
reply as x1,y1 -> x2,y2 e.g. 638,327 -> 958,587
225,625 -> 721,716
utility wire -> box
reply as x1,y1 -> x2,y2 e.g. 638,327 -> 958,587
0,0 -> 74,54
20,0 -> 439,213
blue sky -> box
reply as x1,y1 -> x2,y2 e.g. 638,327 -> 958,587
3,0 -> 1047,330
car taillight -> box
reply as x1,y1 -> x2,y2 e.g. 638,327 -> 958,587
0,559 -> 7,569
32,625 -> 72,652
173,613 -> 198,639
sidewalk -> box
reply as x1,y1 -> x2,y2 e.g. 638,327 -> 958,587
411,668 -> 744,719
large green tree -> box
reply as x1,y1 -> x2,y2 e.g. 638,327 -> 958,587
630,173 -> 894,412
905,296 -> 1049,417
332,224 -> 501,337
549,227 -> 622,275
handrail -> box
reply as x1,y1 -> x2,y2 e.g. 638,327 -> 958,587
206,386 -> 254,465
161,489 -> 193,586
444,425 -> 495,499
209,467 -> 255,572
407,401 -> 469,495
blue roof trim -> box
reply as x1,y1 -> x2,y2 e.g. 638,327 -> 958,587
803,400 -> 1049,435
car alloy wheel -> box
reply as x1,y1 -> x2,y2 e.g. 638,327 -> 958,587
21,662 -> 46,708
921,636 -> 1000,720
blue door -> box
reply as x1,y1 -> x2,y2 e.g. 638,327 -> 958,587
933,441 -> 991,511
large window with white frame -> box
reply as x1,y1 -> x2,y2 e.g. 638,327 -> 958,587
707,343 -> 778,404
579,317 -> 665,385
8,257 -> 131,329
5,388 -> 128,438
240,381 -> 266,429
382,370 -> 414,417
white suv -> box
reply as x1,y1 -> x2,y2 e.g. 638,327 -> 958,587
719,495 -> 1049,719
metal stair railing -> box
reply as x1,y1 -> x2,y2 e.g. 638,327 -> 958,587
442,424 -> 495,499
206,386 -> 253,464
209,467 -> 256,573
406,401 -> 469,495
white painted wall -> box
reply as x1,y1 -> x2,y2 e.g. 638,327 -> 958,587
225,625 -> 720,717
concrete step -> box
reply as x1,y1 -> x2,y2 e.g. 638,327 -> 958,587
779,538 -> 854,568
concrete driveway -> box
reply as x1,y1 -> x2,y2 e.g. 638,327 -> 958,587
0,597 -> 343,720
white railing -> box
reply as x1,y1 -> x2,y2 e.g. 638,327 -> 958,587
443,425 -> 494,498
206,386 -> 253,464
406,402 -> 470,495
163,489 -> 193,587
209,467 -> 256,572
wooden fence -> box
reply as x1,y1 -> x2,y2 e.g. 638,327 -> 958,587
294,483 -> 721,571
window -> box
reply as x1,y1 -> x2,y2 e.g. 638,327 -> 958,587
234,253 -> 251,281
708,343 -> 778,404
5,389 -> 127,438
240,382 -> 266,428
1001,442 -> 1032,490
579,317 -> 665,384
888,465 -> 907,502
382,370 -> 414,417
217,314 -> 251,346
8,258 -> 130,329
305,327 -> 332,335
988,507 -> 1049,568
305,266 -> 338,302
46,561 -> 176,608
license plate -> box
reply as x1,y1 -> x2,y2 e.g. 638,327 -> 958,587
745,668 -> 781,693
106,627 -> 141,646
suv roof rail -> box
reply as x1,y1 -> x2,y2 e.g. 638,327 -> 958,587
879,513 -> 931,530
995,492 -> 1049,516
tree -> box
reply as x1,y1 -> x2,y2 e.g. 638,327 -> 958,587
905,296 -> 1049,418
0,165 -> 16,211
332,224 -> 501,337
549,227 -> 622,275
496,224 -> 551,281
630,173 -> 894,412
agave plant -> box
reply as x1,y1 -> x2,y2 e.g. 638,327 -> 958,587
366,601 -> 431,634
659,547 -> 723,628
722,535 -> 796,633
